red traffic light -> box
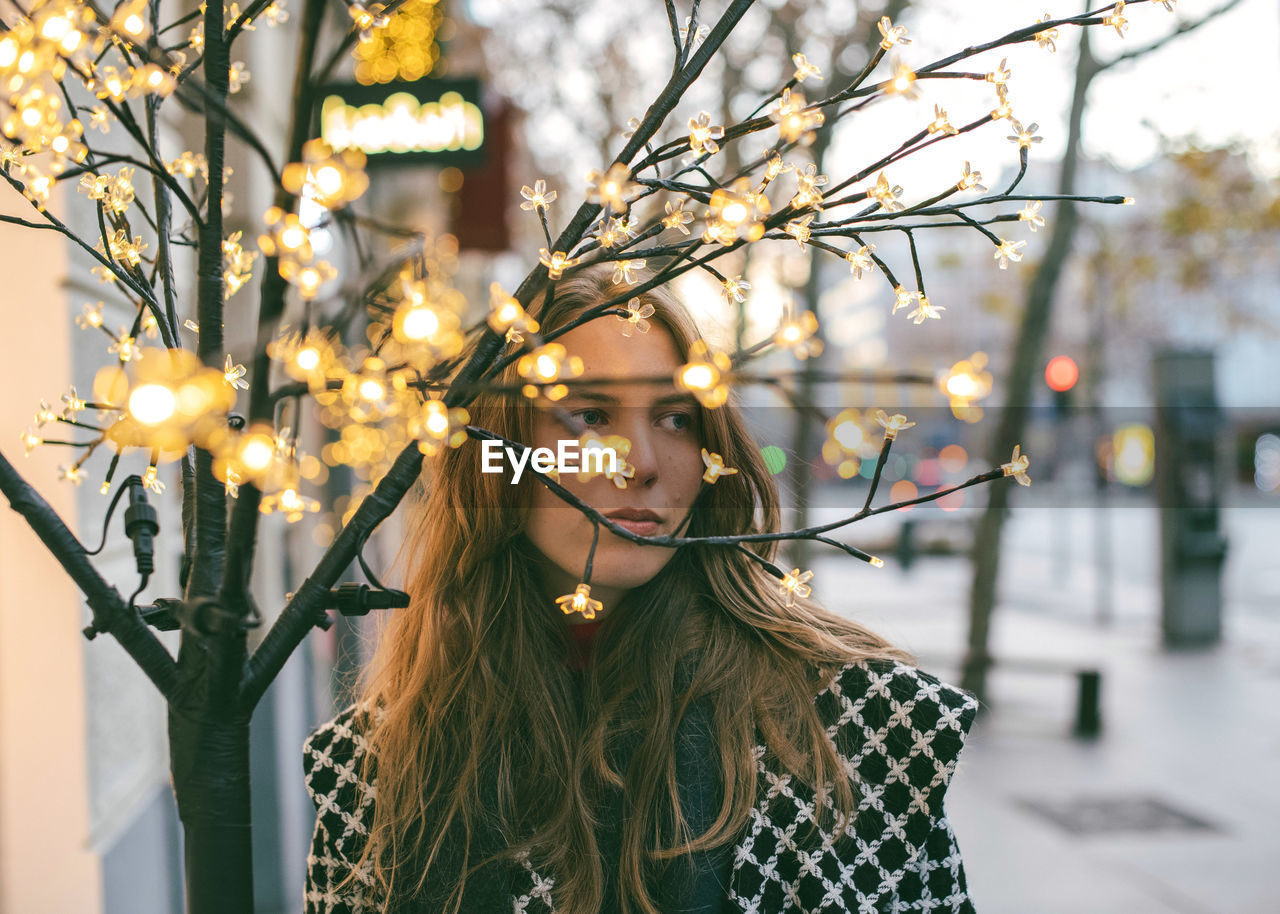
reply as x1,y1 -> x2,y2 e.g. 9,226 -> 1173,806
1045,355 -> 1079,392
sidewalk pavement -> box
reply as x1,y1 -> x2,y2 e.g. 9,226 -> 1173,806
809,496 -> 1280,914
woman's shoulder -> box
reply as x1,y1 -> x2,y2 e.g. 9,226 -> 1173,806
302,703 -> 380,833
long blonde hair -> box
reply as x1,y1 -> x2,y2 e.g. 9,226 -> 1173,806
349,264 -> 912,913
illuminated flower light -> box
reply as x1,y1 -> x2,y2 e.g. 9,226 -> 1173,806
770,88 -> 824,145
1103,1 -> 1128,38
555,583 -> 602,621
585,162 -> 640,215
662,201 -> 693,235
96,347 -> 236,454
993,238 -> 1026,270
617,298 -> 654,337
142,464 -> 164,495
538,248 -> 580,280
612,259 -> 646,285
267,328 -> 339,388
281,138 -> 369,210
391,277 -> 464,357
58,463 -> 85,485
1007,119 -> 1042,151
20,428 -> 42,456
774,309 -> 822,360
412,399 -> 470,456
687,111 -> 724,157
927,104 -> 957,136
259,483 -> 321,523
109,328 -> 138,362
1035,14 -> 1059,52
109,0 -> 150,43
906,293 -> 945,324
986,58 -> 1012,88
133,63 -> 176,97
957,161 -> 987,193
679,16 -> 709,47
223,230 -> 257,298
763,155 -> 794,184
868,172 -> 904,212
595,216 -> 635,249
721,275 -> 751,304
621,116 -> 641,139
487,283 -> 539,337
890,285 -> 916,315
790,163 -> 827,211
1003,444 -> 1032,486
279,259 -> 336,299
703,177 -> 770,245
884,58 -> 921,101
790,52 -> 823,84
223,354 -> 249,390
167,150 -> 207,179
258,206 -> 315,264
675,340 -> 732,409
78,172 -> 110,201
845,244 -> 876,279
701,448 -> 739,484
778,568 -> 813,608
874,409 -> 915,440
877,15 -> 911,50
76,301 -> 105,329
520,178 -> 556,211
139,312 -> 159,339
784,214 -> 815,251
1019,200 -> 1046,232
517,343 -> 584,401
991,85 -> 1014,121
939,353 -> 993,413
577,432 -> 633,487
33,399 -> 59,428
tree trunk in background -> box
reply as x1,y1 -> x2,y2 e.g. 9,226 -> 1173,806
961,22 -> 1098,701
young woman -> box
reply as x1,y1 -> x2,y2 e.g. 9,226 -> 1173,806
303,265 -> 980,914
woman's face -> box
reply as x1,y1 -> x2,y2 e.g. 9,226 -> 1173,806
523,311 -> 705,620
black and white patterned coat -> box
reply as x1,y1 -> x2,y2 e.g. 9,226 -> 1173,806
303,658 -> 980,913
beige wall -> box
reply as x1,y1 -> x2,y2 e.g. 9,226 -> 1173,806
0,186 -> 103,913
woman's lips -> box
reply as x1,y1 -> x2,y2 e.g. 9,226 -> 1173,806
611,519 -> 659,536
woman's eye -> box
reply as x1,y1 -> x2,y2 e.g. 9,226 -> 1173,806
660,412 -> 695,432
575,408 -> 608,427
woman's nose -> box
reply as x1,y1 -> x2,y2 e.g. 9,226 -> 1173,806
620,416 -> 660,488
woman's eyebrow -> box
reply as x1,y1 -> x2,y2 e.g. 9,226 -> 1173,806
567,390 -> 698,408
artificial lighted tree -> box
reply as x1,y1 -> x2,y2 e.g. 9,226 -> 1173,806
0,0 -> 1175,908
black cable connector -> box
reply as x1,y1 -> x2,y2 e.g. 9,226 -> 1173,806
124,478 -> 159,578
324,583 -> 410,616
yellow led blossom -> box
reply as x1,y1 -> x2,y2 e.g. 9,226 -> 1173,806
103,167 -> 136,215
906,294 -> 945,325
885,58 -> 921,101
78,173 -> 110,201
778,568 -> 813,608
675,340 -> 732,409
267,328 -> 339,387
1003,445 -> 1032,486
390,277 -> 464,357
585,162 -> 640,215
412,399 -> 470,456
721,275 -> 750,304
774,309 -> 822,360
868,172 -> 904,212
227,60 -> 250,93
877,16 -> 911,50
991,84 -> 1014,121
770,88 -> 824,145
617,298 -> 654,337
223,354 -> 249,390
703,177 -> 770,244
791,163 -> 827,211
1007,119 -> 1042,151
791,52 -> 823,83
520,179 -> 556,211
258,206 -> 314,263
957,161 -> 987,193
701,448 -> 738,484
763,155 -> 794,183
223,231 -> 257,298
1103,1 -> 1128,38
142,465 -> 164,495
927,105 -> 957,136
874,409 -> 915,440
58,463 -> 85,485
281,138 -> 369,210
890,285 -> 915,315
621,116 -> 641,140
612,259 -> 645,285
845,244 -> 876,279
140,312 -> 159,339
1035,14 -> 1059,52
784,214 -> 815,251
167,150 -> 207,179
110,0 -> 150,43
517,343 -> 584,400
556,583 -> 603,621
687,111 -> 724,157
538,248 -> 580,280
1019,201 -> 1046,232
20,428 -> 42,455
993,238 -> 1026,270
986,58 -> 1012,88
577,432 -> 634,487
33,399 -> 58,428
134,63 -> 176,97
280,259 -> 337,299
98,347 -> 237,454
101,229 -> 147,268
662,201 -> 693,235
260,483 -> 321,523
61,386 -> 88,417
487,283 -> 539,337
595,216 -> 635,248
940,353 -> 993,412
